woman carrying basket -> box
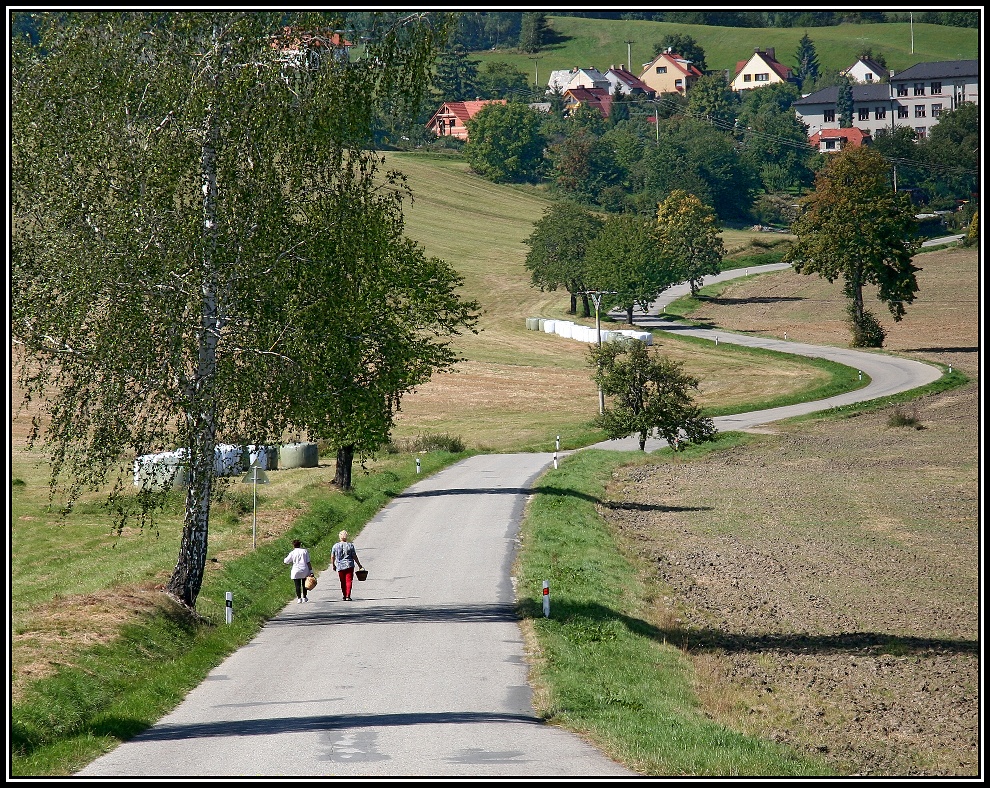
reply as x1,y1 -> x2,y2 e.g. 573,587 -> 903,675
330,530 -> 364,601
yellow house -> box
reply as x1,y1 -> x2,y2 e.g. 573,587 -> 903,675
638,49 -> 703,96
730,48 -> 794,92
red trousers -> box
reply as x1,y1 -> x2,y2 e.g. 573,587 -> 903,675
337,567 -> 354,599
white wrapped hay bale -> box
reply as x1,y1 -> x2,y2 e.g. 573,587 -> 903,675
554,321 -> 574,339
278,441 -> 319,469
214,444 -> 244,476
133,450 -> 187,491
542,319 -> 556,333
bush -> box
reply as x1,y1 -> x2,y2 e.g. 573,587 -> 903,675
847,304 -> 887,348
887,408 -> 924,429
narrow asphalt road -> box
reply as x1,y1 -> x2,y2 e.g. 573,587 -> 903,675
77,265 -> 944,778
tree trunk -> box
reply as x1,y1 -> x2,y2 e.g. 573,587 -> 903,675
626,306 -> 634,326
581,293 -> 591,318
334,444 -> 355,490
569,291 -> 577,315
638,433 -> 647,451
166,25 -> 221,610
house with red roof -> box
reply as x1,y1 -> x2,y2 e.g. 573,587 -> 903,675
563,87 -> 613,119
730,47 -> 795,91
425,100 -> 507,142
808,127 -> 872,153
604,65 -> 656,98
270,26 -> 352,69
637,49 -> 703,97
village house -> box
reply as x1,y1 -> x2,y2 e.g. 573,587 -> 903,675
808,127 -> 872,153
270,26 -> 352,70
425,100 -> 506,142
562,86 -> 612,118
730,47 -> 795,91
604,65 -> 656,98
841,57 -> 888,84
637,49 -> 702,96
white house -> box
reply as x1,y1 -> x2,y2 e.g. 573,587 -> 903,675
730,47 -> 795,91
841,57 -> 888,85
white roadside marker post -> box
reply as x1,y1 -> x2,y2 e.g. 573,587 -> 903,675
542,580 -> 550,618
225,592 -> 233,624
416,457 -> 421,474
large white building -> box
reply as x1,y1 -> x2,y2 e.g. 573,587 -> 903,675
793,59 -> 979,140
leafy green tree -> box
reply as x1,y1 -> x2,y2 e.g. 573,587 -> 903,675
794,32 -> 820,88
918,102 -> 979,203
653,33 -> 707,71
654,190 -> 725,295
687,73 -> 739,127
432,43 -> 479,102
548,126 -> 621,205
870,126 -> 923,190
642,117 -> 757,222
783,146 -> 920,347
523,202 -> 605,317
11,10 -> 468,610
475,60 -> 529,100
464,101 -> 545,182
585,215 -> 679,326
738,103 -> 815,192
589,340 -> 717,451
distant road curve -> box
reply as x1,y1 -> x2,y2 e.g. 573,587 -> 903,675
594,263 -> 943,452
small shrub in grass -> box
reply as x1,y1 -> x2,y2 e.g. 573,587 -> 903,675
887,408 -> 924,429
847,304 -> 887,348
12,478 -> 26,487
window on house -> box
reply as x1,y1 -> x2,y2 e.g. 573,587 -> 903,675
931,81 -> 942,94
865,73 -> 873,82
914,82 -> 925,96
915,105 -> 926,118
824,139 -> 836,150
675,79 -> 683,89
656,66 -> 667,74
875,107 -> 886,120
858,108 -> 870,121
743,73 -> 751,82
897,105 -> 909,119
932,104 -> 942,117
896,85 -> 908,97
755,73 -> 769,81
823,109 -> 835,123
915,127 -> 927,138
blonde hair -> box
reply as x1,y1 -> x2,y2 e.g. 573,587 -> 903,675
339,530 -> 348,540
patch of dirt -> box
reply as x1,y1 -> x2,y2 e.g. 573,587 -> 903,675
600,246 -> 980,776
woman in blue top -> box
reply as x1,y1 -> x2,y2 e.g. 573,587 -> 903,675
330,530 -> 363,601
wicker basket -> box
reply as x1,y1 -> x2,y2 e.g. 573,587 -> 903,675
304,574 -> 317,590
355,568 -> 368,581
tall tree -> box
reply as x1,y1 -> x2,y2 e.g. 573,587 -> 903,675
464,101 -> 545,183
653,190 -> 725,295
11,10 -> 470,610
793,32 -> 820,88
783,146 -> 920,347
686,73 -> 739,128
548,124 -> 621,206
432,43 -> 479,102
836,80 -> 854,128
585,214 -> 679,326
523,202 -> 604,317
475,60 -> 530,100
589,339 -> 717,451
518,12 -> 550,53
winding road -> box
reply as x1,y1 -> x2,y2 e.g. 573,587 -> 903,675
77,264 -> 943,778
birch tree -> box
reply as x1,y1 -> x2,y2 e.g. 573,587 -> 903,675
11,11 -> 471,609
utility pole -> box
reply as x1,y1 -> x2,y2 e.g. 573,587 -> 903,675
530,55 -> 542,91
910,12 -> 914,54
624,39 -> 633,71
580,290 -> 618,415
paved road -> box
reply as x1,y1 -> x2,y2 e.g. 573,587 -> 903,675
77,265 -> 943,778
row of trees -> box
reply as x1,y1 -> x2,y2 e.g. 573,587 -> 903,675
523,190 -> 725,324
11,11 -> 480,610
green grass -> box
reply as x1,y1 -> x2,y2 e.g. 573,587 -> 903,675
9,448 -> 469,776
471,17 -> 978,82
515,444 -> 834,776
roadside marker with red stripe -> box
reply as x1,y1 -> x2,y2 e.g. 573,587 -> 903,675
542,580 -> 550,618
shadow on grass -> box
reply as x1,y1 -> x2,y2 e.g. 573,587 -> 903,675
521,599 -> 979,657
706,296 -> 804,306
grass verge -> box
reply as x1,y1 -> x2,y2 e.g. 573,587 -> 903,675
514,443 -> 834,776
